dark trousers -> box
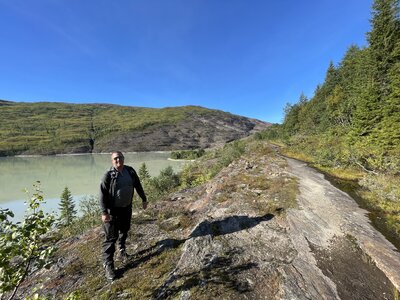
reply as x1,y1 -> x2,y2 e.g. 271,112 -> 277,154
102,206 -> 132,266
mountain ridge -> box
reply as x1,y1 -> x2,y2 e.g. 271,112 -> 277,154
0,100 -> 270,156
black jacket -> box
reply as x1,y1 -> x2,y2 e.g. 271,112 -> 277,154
99,165 -> 147,214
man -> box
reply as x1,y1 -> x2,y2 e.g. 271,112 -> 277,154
99,151 -> 148,281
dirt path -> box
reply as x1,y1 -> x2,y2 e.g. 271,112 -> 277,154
286,157 -> 400,298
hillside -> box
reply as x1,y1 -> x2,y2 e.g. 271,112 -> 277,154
0,101 -> 270,156
256,0 -> 400,248
11,140 -> 400,299
272,0 -> 400,175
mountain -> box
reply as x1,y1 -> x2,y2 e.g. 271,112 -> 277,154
0,101 -> 270,156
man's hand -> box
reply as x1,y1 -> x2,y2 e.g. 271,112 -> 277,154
102,213 -> 111,222
142,202 -> 148,210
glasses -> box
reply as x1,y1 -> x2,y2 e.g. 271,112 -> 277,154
113,156 -> 124,161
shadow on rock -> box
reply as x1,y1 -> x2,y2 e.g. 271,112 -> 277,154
152,248 -> 258,299
117,238 -> 186,277
119,213 -> 273,280
189,213 -> 274,238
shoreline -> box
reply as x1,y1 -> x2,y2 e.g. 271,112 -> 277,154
10,150 -> 173,158
167,158 -> 195,162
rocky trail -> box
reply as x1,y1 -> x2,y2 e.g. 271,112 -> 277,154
150,154 -> 400,299
284,158 -> 400,300
16,143 -> 400,299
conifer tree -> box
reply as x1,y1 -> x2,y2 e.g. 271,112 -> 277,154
324,61 -> 340,93
349,0 -> 400,169
283,103 -> 301,136
378,1 -> 400,155
357,0 -> 400,137
297,93 -> 313,133
278,0 -> 400,173
305,63 -> 338,132
334,45 -> 365,129
59,187 -> 76,226
367,0 -> 400,97
139,162 -> 151,181
381,39 -> 400,154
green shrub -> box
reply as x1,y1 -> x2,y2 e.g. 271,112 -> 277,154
170,149 -> 205,160
144,166 -> 180,200
59,195 -> 101,237
254,124 -> 284,140
179,140 -> 246,188
0,183 -> 56,299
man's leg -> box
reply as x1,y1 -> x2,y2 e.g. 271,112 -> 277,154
115,207 -> 132,262
117,206 -> 132,251
102,218 -> 118,280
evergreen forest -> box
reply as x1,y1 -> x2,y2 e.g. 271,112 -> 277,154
267,0 -> 400,175
260,0 -> 400,242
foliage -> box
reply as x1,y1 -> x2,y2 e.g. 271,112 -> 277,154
63,290 -> 82,300
58,187 -> 77,227
144,166 -> 180,200
268,0 -> 400,244
180,140 -> 246,188
358,174 -> 400,238
278,0 -> 400,174
59,195 -> 101,237
254,124 -> 285,141
170,149 -> 205,160
179,162 -> 213,189
138,163 -> 151,181
0,183 -> 56,300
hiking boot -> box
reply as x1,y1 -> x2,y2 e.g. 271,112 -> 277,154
118,249 -> 130,263
104,263 -> 116,281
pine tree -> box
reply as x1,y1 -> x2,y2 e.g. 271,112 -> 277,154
359,0 -> 400,134
305,63 -> 339,132
335,45 -> 367,129
283,102 -> 301,136
139,162 -> 151,181
324,61 -> 340,93
367,0 -> 400,97
381,39 -> 400,153
59,187 -> 76,226
349,0 -> 400,171
378,1 -> 400,154
279,0 -> 400,173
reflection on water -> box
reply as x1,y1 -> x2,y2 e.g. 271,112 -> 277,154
0,152 -> 186,219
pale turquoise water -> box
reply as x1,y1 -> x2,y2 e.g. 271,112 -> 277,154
0,152 -> 186,221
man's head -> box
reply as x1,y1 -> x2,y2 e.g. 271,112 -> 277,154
111,151 -> 124,171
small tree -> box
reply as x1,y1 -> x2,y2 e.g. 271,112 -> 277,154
0,182 -> 56,300
138,163 -> 151,181
150,166 -> 180,198
58,187 -> 76,227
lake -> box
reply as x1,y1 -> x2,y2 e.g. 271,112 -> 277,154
0,152 -> 187,221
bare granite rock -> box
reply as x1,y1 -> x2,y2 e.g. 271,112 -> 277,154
94,113 -> 269,153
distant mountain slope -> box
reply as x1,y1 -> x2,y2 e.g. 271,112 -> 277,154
0,101 -> 270,155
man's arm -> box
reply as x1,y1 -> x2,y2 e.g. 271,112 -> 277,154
99,172 -> 111,219
131,168 -> 147,205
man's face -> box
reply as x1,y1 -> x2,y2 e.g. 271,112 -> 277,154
111,152 -> 124,170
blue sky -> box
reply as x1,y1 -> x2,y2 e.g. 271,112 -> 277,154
0,0 -> 372,123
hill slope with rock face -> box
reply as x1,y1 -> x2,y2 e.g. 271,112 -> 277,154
0,100 -> 270,156
13,141 -> 400,299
